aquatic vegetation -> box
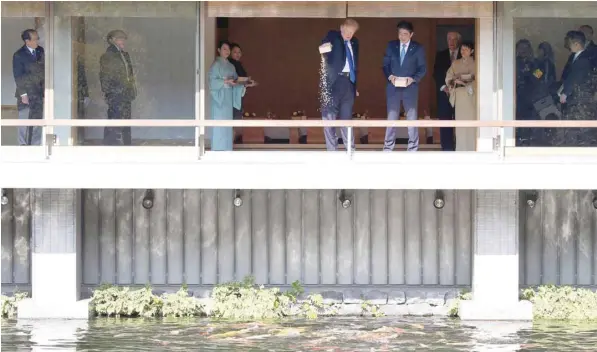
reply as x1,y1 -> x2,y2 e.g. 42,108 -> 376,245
92,284 -> 203,318
1,292 -> 28,318
522,285 -> 597,321
161,286 -> 204,318
447,290 -> 472,318
210,276 -> 336,320
361,300 -> 385,318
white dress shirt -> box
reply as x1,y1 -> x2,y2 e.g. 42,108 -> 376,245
342,40 -> 355,73
573,49 -> 584,62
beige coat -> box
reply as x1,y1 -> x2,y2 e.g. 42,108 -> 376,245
445,57 -> 477,151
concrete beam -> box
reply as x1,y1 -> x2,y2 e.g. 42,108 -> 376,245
2,149 -> 597,189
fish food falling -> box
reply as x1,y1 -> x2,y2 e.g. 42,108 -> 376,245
319,54 -> 332,108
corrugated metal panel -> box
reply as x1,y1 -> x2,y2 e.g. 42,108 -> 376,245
54,1 -> 196,18
207,1 -> 347,18
1,2 -> 45,17
520,190 -> 597,286
347,1 -> 493,18
81,189 -> 474,286
1,189 -> 31,285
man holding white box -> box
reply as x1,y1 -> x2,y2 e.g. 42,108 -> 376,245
382,21 -> 427,151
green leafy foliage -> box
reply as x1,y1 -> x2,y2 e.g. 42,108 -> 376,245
211,278 -> 336,320
447,291 -> 472,318
361,300 -> 385,318
298,293 -> 338,320
1,292 -> 28,318
522,285 -> 597,321
91,285 -> 203,318
162,287 -> 203,318
211,276 -> 292,320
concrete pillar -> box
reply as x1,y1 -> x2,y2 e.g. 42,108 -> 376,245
476,15 -> 496,152
459,190 -> 533,320
498,3 -> 517,148
18,189 -> 91,319
53,16 -> 74,146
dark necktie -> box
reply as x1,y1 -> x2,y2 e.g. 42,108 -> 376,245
344,41 -> 356,84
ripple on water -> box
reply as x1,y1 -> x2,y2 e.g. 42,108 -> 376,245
2,317 -> 597,351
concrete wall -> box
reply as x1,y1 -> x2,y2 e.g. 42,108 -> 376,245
79,189 -> 474,287
519,190 -> 597,286
4,189 -> 597,292
1,189 -> 32,286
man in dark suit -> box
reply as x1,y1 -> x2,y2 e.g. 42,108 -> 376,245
579,25 -> 597,68
12,29 -> 44,145
319,19 -> 359,151
433,32 -> 461,151
559,31 -> 596,146
100,29 -> 137,146
383,20 -> 427,151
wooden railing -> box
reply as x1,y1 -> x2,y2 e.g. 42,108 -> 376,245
3,119 -> 597,128
3,118 -> 597,159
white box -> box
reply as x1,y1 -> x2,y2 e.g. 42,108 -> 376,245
319,43 -> 332,54
393,77 -> 408,88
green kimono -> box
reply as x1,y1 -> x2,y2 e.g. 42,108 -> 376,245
209,57 -> 245,151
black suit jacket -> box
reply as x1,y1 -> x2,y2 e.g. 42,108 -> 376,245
433,48 -> 461,92
12,45 -> 45,101
584,41 -> 597,68
321,30 -> 359,87
100,44 -> 137,101
562,50 -> 593,105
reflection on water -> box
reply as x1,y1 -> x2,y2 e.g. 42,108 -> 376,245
2,317 -> 597,351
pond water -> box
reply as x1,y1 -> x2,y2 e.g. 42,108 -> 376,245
2,317 -> 597,351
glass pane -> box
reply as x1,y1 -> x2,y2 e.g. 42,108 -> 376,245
1,12 -> 46,146
53,1 -> 197,146
513,17 -> 597,147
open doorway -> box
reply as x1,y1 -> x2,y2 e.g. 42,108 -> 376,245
213,17 -> 476,150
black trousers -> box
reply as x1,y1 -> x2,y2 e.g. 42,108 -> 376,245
437,91 -> 455,151
103,97 -> 132,146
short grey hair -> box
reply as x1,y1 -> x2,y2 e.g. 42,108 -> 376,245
447,31 -> 462,41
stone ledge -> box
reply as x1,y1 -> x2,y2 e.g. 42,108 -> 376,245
459,300 -> 533,321
18,298 -> 93,319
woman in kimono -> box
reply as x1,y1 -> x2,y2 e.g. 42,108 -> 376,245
445,41 -> 476,151
209,40 -> 246,151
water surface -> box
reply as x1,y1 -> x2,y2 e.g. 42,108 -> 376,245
2,317 -> 597,351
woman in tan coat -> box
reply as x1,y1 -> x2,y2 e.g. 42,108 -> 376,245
445,41 -> 476,151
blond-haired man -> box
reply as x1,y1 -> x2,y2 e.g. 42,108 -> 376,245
318,19 -> 360,151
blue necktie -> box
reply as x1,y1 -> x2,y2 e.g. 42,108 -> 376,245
345,41 -> 356,84
400,44 -> 407,65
